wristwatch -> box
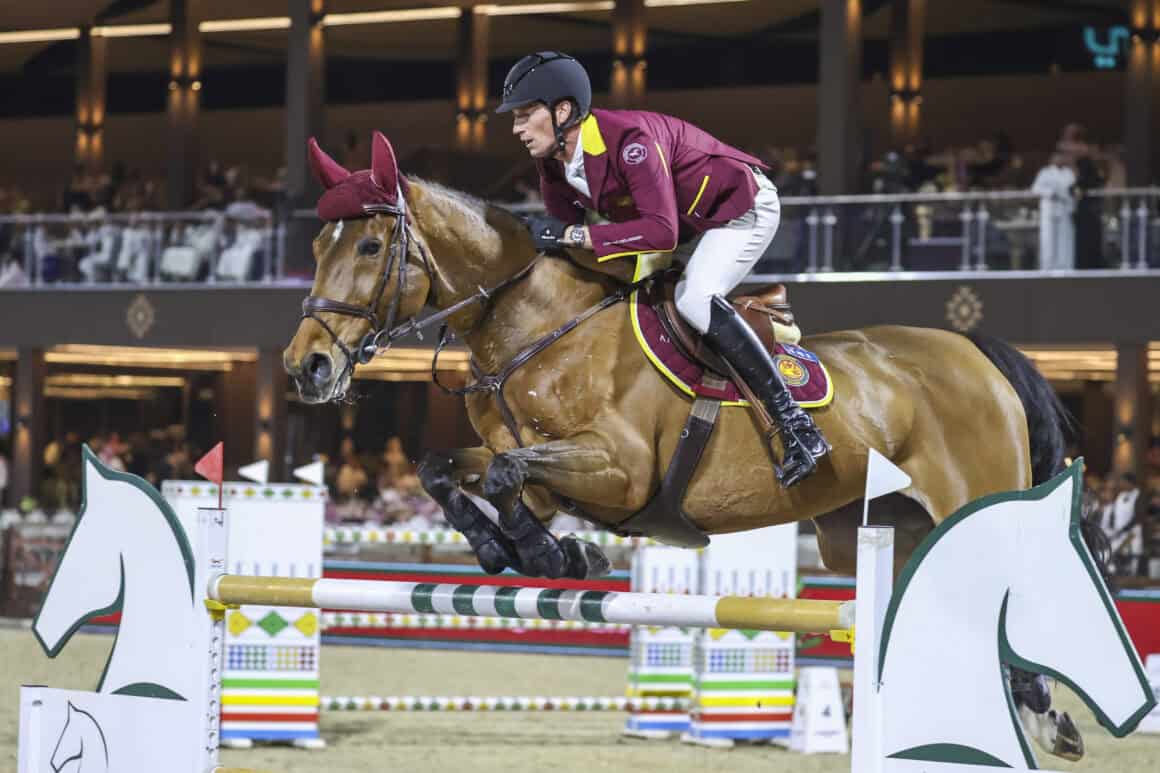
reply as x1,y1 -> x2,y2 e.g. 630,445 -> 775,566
569,226 -> 586,247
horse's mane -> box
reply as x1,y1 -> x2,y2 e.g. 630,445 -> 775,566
408,177 -> 529,244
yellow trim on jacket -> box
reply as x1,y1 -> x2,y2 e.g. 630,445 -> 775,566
654,142 -> 670,178
685,175 -> 710,216
580,114 -> 607,156
597,247 -> 673,263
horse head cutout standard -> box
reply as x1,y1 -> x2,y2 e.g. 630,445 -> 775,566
33,447 -> 199,701
876,462 -> 1156,769
50,701 -> 109,773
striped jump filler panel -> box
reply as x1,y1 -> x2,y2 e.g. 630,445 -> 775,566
320,696 -> 691,712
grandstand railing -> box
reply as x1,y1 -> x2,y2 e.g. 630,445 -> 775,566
0,187 -> 1156,288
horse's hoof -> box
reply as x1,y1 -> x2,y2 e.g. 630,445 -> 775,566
1018,705 -> 1085,763
1051,711 -> 1084,762
561,536 -> 612,579
521,540 -> 569,578
483,455 -> 528,503
417,453 -> 456,499
475,541 -> 514,575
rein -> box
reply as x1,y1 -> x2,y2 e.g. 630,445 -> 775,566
302,194 -> 637,442
432,268 -> 640,448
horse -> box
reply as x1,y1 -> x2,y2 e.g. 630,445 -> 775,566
34,446 -> 201,702
282,132 -> 1106,760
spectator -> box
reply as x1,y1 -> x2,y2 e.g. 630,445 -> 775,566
1102,473 -> 1145,575
335,438 -> 369,502
0,439 -> 8,508
376,436 -> 414,491
1057,124 -> 1104,268
1031,151 -> 1076,270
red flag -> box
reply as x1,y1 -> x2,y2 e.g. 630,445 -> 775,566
195,442 -> 225,509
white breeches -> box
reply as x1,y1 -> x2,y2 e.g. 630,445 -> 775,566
674,169 -> 781,333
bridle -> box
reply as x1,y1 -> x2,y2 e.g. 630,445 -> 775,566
299,194 -> 538,401
300,198 -> 425,399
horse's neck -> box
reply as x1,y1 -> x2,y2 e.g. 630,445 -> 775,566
880,512 -> 1025,763
413,184 -> 608,372
100,514 -> 201,700
466,257 -> 609,373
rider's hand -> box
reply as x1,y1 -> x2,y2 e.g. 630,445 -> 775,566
524,214 -> 568,251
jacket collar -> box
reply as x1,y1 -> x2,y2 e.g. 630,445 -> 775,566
579,113 -> 610,211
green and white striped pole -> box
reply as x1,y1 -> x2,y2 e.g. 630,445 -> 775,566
209,576 -> 853,634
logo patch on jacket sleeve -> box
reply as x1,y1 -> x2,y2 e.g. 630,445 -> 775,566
622,143 -> 648,165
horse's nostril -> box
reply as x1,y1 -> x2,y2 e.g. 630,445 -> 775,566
304,352 -> 332,385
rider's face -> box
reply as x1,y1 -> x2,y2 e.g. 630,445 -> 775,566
512,103 -> 559,159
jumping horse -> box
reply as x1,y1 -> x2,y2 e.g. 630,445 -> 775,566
283,132 -> 1106,761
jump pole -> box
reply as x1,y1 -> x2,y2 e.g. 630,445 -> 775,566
208,576 -> 853,635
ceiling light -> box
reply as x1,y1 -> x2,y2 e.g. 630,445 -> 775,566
645,0 -> 749,6
479,2 -> 612,15
92,23 -> 172,37
322,8 -> 462,26
199,17 -> 292,33
0,28 -> 80,44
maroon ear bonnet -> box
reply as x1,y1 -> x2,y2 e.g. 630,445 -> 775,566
309,132 -> 410,221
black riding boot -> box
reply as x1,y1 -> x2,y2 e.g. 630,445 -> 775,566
703,295 -> 830,487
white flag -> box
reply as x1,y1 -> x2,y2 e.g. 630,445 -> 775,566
237,459 -> 269,485
865,448 -> 912,502
293,460 -> 325,487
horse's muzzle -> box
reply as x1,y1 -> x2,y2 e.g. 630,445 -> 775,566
288,351 -> 336,403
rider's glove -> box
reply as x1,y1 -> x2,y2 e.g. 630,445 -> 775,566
524,214 -> 568,251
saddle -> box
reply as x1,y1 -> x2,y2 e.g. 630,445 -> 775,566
643,272 -> 801,379
609,274 -> 807,549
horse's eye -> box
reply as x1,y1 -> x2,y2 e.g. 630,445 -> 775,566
358,238 -> 383,256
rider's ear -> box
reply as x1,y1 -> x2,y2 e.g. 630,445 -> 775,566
555,101 -> 572,126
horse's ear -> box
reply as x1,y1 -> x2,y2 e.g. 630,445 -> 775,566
370,131 -> 401,192
307,137 -> 350,189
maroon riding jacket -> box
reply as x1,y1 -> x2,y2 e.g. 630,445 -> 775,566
536,108 -> 768,262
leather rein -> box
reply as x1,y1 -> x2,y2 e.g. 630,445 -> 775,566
302,199 -> 636,429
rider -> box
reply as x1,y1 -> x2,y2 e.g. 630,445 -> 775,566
497,51 -> 829,487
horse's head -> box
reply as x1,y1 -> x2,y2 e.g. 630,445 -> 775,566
51,702 -> 108,773
1001,468 -> 1157,737
34,449 -> 134,658
284,131 -> 433,402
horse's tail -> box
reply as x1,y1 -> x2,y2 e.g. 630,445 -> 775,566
966,332 -> 1114,582
965,332 -> 1071,485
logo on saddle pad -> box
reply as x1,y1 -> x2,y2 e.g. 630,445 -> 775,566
775,355 -> 809,387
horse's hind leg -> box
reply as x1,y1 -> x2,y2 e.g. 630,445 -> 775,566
483,435 -> 630,579
417,447 -> 522,574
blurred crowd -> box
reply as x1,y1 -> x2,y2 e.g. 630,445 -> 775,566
1083,441 -> 1160,579
324,435 -> 444,528
0,430 -> 448,531
0,158 -> 285,287
1,431 -> 1158,576
0,121 -> 1154,284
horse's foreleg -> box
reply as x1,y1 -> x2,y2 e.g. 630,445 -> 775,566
483,436 -> 627,580
417,447 -> 522,574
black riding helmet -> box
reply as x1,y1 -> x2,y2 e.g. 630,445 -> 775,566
497,51 -> 592,153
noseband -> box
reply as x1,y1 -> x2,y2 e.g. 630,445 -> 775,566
300,199 -> 431,398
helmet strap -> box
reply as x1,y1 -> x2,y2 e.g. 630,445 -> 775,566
550,99 -> 581,156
